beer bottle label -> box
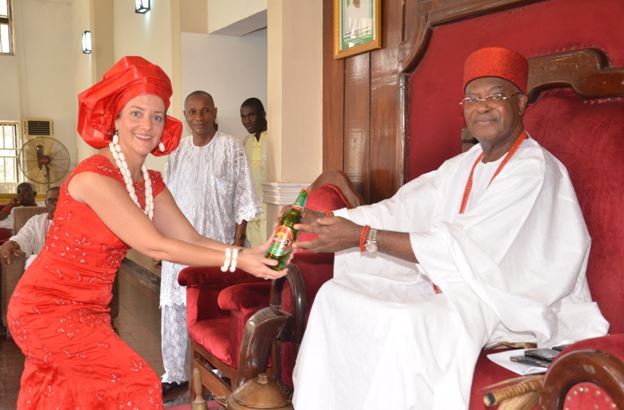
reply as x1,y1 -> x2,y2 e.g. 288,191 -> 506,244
268,225 -> 295,257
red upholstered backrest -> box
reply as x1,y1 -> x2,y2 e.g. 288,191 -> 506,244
407,0 -> 624,181
406,0 -> 624,333
524,90 -> 624,333
297,183 -> 353,243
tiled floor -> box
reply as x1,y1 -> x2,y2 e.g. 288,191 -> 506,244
0,257 -> 193,409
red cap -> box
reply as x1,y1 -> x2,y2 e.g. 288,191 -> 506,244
77,56 -> 182,156
463,47 -> 528,93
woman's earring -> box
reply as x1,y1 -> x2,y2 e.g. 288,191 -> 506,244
113,131 -> 119,145
158,142 -> 165,152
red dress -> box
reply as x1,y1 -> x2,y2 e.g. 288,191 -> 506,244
7,155 -> 164,409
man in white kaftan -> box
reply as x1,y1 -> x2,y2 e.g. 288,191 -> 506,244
292,47 -> 609,409
0,186 -> 59,269
160,91 -> 259,388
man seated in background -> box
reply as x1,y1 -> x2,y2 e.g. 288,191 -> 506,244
0,186 -> 59,269
241,97 -> 269,247
0,182 -> 38,230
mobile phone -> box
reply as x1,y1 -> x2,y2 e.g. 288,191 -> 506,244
509,355 -> 550,368
524,348 -> 559,362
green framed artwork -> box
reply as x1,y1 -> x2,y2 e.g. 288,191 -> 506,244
334,0 -> 382,59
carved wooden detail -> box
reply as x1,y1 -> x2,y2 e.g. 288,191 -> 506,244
539,350 -> 624,409
399,0 -> 541,73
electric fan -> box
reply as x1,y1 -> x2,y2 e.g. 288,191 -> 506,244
17,136 -> 71,188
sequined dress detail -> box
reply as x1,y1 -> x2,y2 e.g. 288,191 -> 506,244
7,155 -> 165,409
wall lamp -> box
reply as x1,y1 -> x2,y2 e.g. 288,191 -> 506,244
134,0 -> 151,14
81,31 -> 92,54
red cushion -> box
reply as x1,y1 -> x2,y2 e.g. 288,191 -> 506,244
188,317 -> 233,366
469,350 -> 519,410
298,183 -> 353,243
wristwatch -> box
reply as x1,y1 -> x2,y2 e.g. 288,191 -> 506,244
365,228 -> 378,253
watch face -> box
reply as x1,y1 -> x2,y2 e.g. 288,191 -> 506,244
365,242 -> 378,253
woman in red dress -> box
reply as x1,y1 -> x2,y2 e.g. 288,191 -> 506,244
6,56 -> 285,409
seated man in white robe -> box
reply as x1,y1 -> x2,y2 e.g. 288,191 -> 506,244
0,186 -> 59,269
291,47 -> 609,410
0,182 -> 39,230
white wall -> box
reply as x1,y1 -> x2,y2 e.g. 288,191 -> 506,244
180,29 -> 267,141
267,0 -> 322,183
207,0 -> 266,33
0,0 -> 77,193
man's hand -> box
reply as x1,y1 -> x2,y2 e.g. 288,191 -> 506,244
0,240 -> 24,265
293,216 -> 360,253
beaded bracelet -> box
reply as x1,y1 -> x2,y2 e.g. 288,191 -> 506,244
359,225 -> 370,253
229,248 -> 239,272
220,248 -> 232,272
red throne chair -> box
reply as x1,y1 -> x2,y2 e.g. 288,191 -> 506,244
231,1 -> 624,408
178,171 -> 359,398
394,0 -> 624,407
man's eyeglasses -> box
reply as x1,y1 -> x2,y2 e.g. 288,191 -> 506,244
460,92 -> 522,106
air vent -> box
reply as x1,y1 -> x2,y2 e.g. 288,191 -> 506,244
23,119 -> 53,136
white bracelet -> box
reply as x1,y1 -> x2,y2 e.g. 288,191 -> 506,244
221,248 -> 232,272
229,248 -> 239,272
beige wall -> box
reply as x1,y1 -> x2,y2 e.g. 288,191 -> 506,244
180,30 -> 267,141
267,0 -> 323,183
2,0 -> 324,185
0,0 -> 78,193
207,0 -> 266,33
111,0 -> 180,170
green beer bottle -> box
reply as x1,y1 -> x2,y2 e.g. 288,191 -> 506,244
266,189 -> 309,270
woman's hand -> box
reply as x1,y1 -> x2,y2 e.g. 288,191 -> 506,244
237,246 -> 288,280
293,216 -> 360,253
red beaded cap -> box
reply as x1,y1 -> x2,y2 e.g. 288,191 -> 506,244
463,47 -> 529,93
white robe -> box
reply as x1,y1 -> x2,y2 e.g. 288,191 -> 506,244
292,137 -> 608,410
9,212 -> 50,269
160,132 -> 259,307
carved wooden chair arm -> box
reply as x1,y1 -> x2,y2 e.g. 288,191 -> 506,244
539,350 -> 624,409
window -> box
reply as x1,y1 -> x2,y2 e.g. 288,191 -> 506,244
0,0 -> 13,55
0,122 -> 21,184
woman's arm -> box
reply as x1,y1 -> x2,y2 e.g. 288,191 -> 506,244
69,172 -> 284,279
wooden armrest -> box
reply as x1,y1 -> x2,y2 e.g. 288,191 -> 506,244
2,254 -> 27,328
177,266 -> 263,288
539,350 -> 624,408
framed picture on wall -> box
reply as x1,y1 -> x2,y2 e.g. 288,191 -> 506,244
334,0 -> 381,59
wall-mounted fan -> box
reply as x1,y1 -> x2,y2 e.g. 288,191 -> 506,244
17,136 -> 70,188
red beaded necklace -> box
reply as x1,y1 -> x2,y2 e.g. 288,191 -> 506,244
459,130 -> 528,214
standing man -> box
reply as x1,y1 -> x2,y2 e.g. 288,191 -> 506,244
159,91 -> 259,394
241,97 -> 268,247
291,47 -> 608,409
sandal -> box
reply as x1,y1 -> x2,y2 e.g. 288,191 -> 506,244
161,381 -> 188,396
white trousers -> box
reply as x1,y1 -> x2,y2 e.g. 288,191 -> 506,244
160,303 -> 189,384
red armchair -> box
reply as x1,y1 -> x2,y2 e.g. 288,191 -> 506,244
178,267 -> 269,397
